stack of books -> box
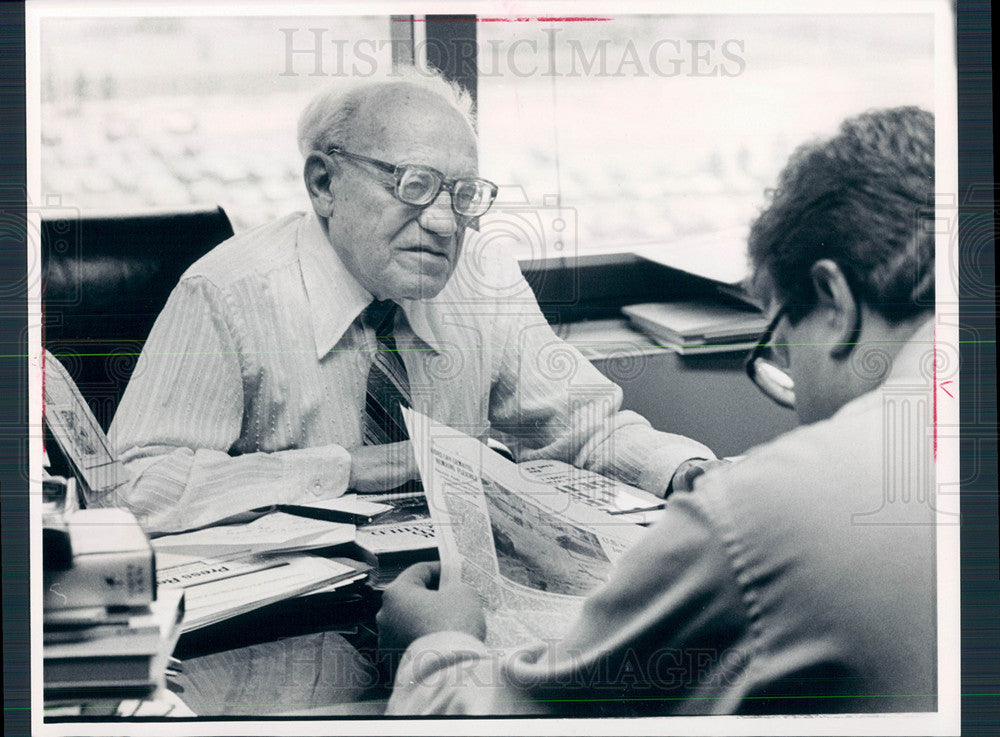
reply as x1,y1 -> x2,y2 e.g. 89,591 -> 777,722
353,494 -> 439,589
622,300 -> 769,355
43,504 -> 185,707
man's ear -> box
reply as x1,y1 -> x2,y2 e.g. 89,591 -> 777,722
303,152 -> 338,218
808,259 -> 857,360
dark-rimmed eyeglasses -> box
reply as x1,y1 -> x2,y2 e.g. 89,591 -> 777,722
325,145 -> 498,219
745,304 -> 796,409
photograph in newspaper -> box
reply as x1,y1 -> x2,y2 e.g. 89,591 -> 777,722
482,476 -> 613,596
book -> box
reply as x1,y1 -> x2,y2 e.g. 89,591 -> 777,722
44,604 -> 152,628
353,495 -> 439,589
44,589 -> 184,695
622,301 -> 768,354
44,613 -> 162,647
43,589 -> 184,659
43,508 -> 156,610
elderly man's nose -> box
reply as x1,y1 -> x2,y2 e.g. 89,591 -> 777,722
417,191 -> 458,236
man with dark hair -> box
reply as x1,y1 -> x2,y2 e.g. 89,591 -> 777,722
378,106 -> 938,715
747,106 -> 934,328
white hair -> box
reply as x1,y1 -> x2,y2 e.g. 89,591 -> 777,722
296,65 -> 477,157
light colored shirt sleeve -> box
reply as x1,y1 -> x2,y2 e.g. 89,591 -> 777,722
386,483 -> 747,716
486,261 -> 715,496
104,276 -> 351,535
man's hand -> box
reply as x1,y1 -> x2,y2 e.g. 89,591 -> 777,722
349,441 -> 419,492
377,561 -> 487,655
668,458 -> 731,494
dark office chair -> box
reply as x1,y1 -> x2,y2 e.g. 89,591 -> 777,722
42,207 -> 235,431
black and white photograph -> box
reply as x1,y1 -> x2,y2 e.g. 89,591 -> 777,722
24,0 -> 962,733
482,475 -> 613,595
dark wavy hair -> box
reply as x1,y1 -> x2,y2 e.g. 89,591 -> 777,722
748,106 -> 935,323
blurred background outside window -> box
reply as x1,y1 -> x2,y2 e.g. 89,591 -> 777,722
39,16 -> 393,232
40,14 -> 935,256
475,14 -> 935,259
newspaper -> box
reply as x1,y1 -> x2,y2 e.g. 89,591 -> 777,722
42,350 -> 127,505
403,408 -> 647,649
515,459 -> 666,525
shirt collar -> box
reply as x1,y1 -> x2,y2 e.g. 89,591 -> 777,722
297,213 -> 444,358
835,316 -> 936,419
882,316 -> 936,386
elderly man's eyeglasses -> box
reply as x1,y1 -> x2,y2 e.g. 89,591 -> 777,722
326,146 -> 498,219
745,304 -> 796,409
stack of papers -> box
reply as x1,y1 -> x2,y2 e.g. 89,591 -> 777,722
151,512 -> 359,632
152,511 -> 355,558
174,554 -> 359,632
622,301 -> 769,355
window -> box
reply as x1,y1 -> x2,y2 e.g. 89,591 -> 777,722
39,16 -> 395,232
39,12 -> 937,256
474,14 -> 936,260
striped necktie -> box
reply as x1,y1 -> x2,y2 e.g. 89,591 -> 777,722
362,300 -> 411,445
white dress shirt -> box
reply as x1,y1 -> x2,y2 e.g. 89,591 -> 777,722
107,212 -> 714,534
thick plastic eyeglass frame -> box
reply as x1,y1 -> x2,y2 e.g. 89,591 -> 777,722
325,145 -> 498,219
745,304 -> 796,409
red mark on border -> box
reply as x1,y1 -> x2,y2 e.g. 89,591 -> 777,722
940,380 -> 954,399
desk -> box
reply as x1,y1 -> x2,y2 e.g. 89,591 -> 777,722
170,586 -> 390,717
567,319 -> 798,458
171,631 -> 385,717
162,321 -> 794,717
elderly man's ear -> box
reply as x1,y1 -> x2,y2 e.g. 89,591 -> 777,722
304,151 -> 339,218
808,259 -> 858,361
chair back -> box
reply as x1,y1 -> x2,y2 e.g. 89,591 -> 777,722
42,207 -> 235,430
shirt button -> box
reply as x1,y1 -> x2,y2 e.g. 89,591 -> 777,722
311,480 -> 325,497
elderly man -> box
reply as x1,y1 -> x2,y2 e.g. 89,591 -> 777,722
379,106 -> 938,715
105,68 -> 714,535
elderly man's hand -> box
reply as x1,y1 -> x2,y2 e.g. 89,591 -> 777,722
668,458 -> 732,494
377,561 -> 487,655
349,441 -> 420,492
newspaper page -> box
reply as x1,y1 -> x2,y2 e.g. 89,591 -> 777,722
404,408 -> 646,649
41,349 -> 127,505
516,458 -> 667,525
